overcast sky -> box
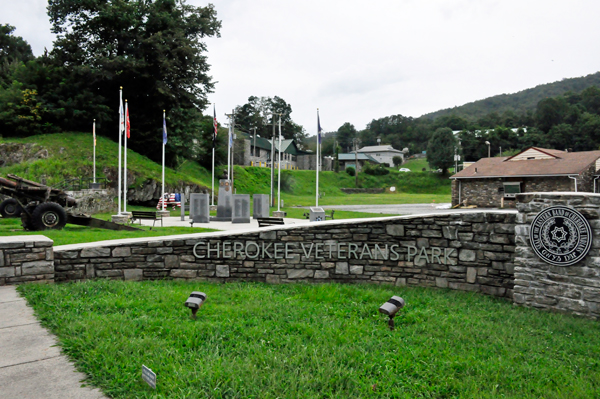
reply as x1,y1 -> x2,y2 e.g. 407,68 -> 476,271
3,0 -> 600,136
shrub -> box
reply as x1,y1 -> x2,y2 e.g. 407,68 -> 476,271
363,163 -> 389,176
345,167 -> 355,176
392,156 -> 403,166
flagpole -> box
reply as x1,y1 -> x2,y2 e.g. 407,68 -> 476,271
93,119 -> 96,184
231,110 -> 235,189
212,104 -> 216,206
124,100 -> 128,214
211,147 -> 215,205
162,110 -> 166,212
118,87 -> 123,214
226,113 -> 231,181
277,114 -> 282,212
316,109 -> 320,207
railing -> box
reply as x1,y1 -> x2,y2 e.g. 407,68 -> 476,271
54,177 -> 110,191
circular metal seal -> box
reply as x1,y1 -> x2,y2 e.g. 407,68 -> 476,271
529,206 -> 592,266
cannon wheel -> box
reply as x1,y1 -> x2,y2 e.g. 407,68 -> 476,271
0,198 -> 23,218
31,202 -> 67,230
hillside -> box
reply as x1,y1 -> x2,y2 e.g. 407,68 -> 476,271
0,133 -> 450,206
422,71 -> 600,121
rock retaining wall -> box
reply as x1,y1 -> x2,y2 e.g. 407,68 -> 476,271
0,236 -> 54,285
514,192 -> 600,318
49,212 -> 517,298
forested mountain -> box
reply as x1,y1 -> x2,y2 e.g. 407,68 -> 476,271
422,72 -> 600,121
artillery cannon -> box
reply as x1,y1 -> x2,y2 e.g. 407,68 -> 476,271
0,174 -> 139,231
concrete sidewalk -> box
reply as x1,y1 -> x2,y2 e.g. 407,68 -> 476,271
139,214 -> 313,229
0,285 -> 106,398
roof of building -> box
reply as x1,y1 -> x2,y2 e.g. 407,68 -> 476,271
357,145 -> 403,153
239,132 -> 311,155
338,153 -> 380,162
451,147 -> 600,179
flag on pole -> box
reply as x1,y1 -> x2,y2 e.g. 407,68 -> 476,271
317,110 -> 322,144
162,113 -> 167,145
119,95 -> 125,134
213,105 -> 218,149
229,126 -> 233,148
93,120 -> 96,146
126,104 -> 131,139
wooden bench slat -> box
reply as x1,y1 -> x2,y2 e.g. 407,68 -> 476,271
256,217 -> 285,227
130,211 -> 162,229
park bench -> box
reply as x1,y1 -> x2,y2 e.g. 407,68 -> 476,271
256,217 -> 285,227
130,211 -> 163,229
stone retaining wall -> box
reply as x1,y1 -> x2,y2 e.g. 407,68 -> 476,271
49,212 -> 516,298
514,192 -> 600,318
0,236 -> 54,285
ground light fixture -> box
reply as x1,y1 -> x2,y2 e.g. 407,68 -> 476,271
184,291 -> 207,319
378,296 -> 405,330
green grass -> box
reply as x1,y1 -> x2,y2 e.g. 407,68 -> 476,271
0,216 -> 218,246
18,280 -> 600,398
0,204 -> 394,245
0,133 -> 210,189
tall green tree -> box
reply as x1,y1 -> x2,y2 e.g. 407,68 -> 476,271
336,122 -> 357,152
234,96 -> 305,143
47,0 -> 221,164
0,24 -> 34,83
426,127 -> 457,174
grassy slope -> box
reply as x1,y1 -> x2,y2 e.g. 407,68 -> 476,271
1,133 -> 450,208
19,280 -> 600,399
0,133 -> 209,188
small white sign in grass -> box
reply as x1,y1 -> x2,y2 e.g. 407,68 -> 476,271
142,365 -> 156,389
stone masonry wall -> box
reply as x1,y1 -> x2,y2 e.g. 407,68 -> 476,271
453,176 -> 584,208
0,236 -> 54,285
514,192 -> 600,318
49,212 -> 516,298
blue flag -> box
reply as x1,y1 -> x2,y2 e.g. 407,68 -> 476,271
162,113 -> 167,145
317,111 -> 322,144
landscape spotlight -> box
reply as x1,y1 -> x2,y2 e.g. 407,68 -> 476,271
184,291 -> 207,319
378,296 -> 405,330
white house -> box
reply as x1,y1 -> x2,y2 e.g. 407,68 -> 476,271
357,145 -> 405,166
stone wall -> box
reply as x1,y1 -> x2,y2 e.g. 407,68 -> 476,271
0,236 -> 54,285
452,175 -> 589,208
514,192 -> 600,318
48,212 -> 516,298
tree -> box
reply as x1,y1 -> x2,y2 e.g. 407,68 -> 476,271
426,127 -> 457,174
234,96 -> 306,144
0,24 -> 33,83
336,122 -> 357,152
46,0 -> 221,164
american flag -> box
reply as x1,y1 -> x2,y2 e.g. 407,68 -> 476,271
213,105 -> 218,149
156,193 -> 181,210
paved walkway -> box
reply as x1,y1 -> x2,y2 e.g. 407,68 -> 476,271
0,285 -> 106,398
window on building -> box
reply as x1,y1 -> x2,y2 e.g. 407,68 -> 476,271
503,182 -> 521,198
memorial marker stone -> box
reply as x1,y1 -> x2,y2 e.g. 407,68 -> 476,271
213,179 -> 232,221
190,193 -> 209,223
253,194 -> 270,219
232,194 -> 251,223
310,207 -> 325,222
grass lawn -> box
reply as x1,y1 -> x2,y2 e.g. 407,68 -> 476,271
19,280 -> 600,399
0,205 -> 395,245
0,217 -> 218,246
